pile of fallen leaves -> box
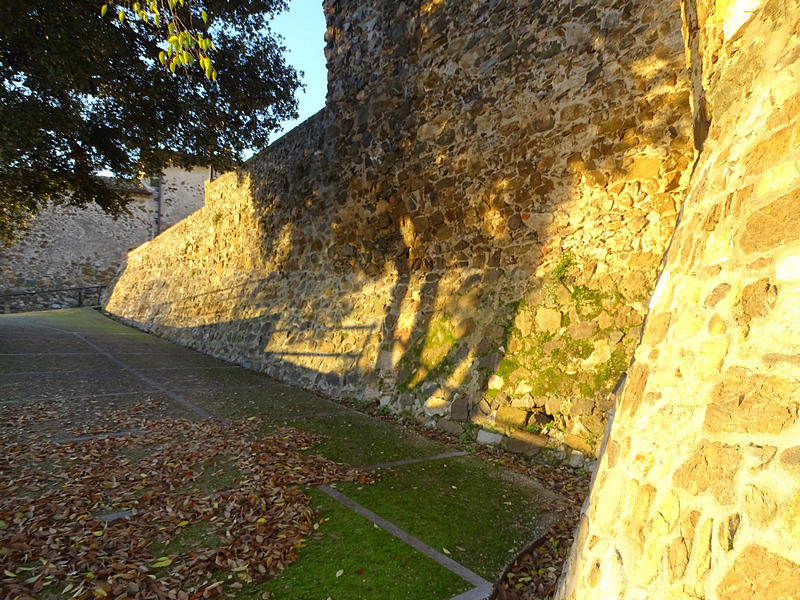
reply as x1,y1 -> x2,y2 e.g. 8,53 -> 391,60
492,508 -> 583,600
0,400 -> 369,599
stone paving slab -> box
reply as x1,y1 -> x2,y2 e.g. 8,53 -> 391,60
0,332 -> 99,354
114,350 -> 238,370
0,309 -> 134,335
70,334 -> 183,354
0,392 -> 181,442
182,386 -> 348,420
141,364 -> 280,389
0,308 -> 560,600
0,368 -> 149,402
0,353 -> 124,374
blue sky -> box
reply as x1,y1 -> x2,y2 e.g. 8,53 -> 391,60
269,0 -> 328,143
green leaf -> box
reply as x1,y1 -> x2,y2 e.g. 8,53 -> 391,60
118,9 -> 125,23
201,10 -> 208,24
152,556 -> 172,568
100,4 -> 107,17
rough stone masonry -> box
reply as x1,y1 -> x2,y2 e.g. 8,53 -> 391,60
555,0 -> 800,597
105,0 -> 800,596
105,0 -> 695,464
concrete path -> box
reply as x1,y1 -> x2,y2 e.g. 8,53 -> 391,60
0,308 -> 560,600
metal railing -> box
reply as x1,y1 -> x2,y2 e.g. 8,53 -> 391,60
0,285 -> 106,314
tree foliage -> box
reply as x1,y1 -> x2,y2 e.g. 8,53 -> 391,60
0,0 -> 301,246
109,0 -> 218,79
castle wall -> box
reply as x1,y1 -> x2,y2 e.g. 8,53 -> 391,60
159,166 -> 211,228
0,166 -> 208,312
555,0 -> 800,596
105,0 -> 694,460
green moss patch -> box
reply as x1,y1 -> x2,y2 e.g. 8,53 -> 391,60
563,337 -> 593,360
495,357 -> 520,379
419,318 -> 458,369
551,252 -> 575,282
571,285 -> 604,319
531,368 -> 564,396
594,348 -> 629,392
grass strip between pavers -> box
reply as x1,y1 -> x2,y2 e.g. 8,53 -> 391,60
336,455 -> 554,580
247,486 -> 472,600
287,411 -> 452,469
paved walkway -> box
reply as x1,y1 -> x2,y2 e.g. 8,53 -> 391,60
0,308 -> 560,600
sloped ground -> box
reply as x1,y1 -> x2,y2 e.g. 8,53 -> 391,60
0,309 -> 585,600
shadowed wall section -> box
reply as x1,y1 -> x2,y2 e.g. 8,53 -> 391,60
0,166 -> 208,312
555,0 -> 800,597
105,0 -> 694,462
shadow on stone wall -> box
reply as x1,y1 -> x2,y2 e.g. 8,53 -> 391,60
106,0 -> 695,460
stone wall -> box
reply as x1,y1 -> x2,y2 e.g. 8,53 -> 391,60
105,0 -> 695,460
159,166 -> 211,230
0,166 -> 208,312
555,0 -> 800,596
